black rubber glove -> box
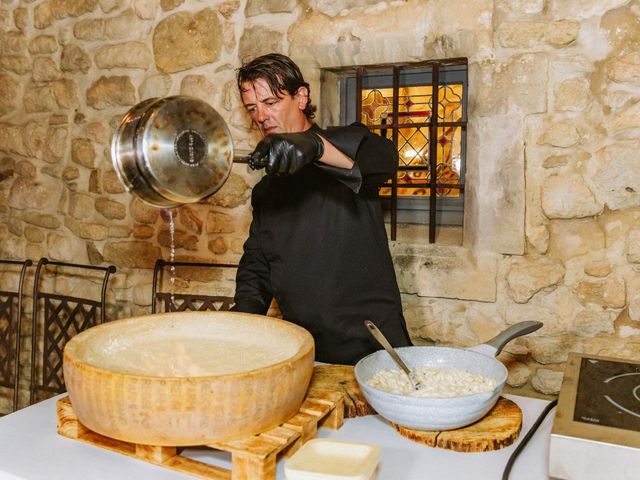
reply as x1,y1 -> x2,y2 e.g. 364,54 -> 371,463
248,131 -> 325,176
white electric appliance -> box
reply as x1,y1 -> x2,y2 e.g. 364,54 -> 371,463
549,352 -> 640,480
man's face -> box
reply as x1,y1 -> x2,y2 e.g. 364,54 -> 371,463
240,78 -> 311,136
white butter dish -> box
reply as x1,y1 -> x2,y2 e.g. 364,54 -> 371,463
284,439 -> 380,480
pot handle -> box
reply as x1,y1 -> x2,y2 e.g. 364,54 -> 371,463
468,321 -> 543,358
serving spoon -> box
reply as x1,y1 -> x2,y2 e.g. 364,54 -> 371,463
364,320 -> 423,391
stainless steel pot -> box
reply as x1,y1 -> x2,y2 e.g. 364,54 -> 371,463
111,96 -> 234,208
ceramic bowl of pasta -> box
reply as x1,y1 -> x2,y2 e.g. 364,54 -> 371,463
354,321 -> 542,430
63,311 -> 314,445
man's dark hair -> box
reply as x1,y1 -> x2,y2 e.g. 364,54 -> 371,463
237,53 -> 317,119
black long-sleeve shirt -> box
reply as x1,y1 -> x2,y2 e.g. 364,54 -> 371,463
233,123 -> 411,364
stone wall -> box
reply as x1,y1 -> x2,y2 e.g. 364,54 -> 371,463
0,0 -> 639,409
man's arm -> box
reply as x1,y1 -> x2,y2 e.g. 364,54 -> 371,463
319,123 -> 398,188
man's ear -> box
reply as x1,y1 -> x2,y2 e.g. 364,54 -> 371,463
295,86 -> 309,112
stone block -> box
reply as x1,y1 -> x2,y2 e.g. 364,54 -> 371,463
466,113 -> 526,254
0,123 -> 27,156
139,74 -> 172,99
496,0 -> 544,16
60,44 -> 91,73
548,218 -> 605,261
180,75 -> 215,102
206,211 -> 234,234
44,126 -> 68,162
238,26 -> 284,65
0,55 -> 31,74
246,0 -> 296,16
161,0 -> 184,11
627,229 -> 640,263
14,8 -> 28,31
71,138 -> 96,168
219,0 -> 241,18
0,75 -> 19,116
103,240 -> 162,268
0,31 -> 27,54
32,57 -> 61,82
23,84 -> 57,113
541,173 -> 603,219
572,310 -> 615,337
130,197 -> 159,224
153,9 -> 222,73
86,76 -> 136,110
594,142 -> 640,210
392,243 -> 498,302
474,54 -> 548,116
103,170 -> 125,193
507,256 -> 566,304
132,224 -> 155,239
177,206 -> 203,234
531,368 -> 564,395
68,192 -> 94,220
95,42 -> 151,69
538,120 -> 580,147
23,121 -> 48,158
8,177 -> 61,211
22,212 -> 61,229
133,0 -> 157,19
95,197 -> 126,220
208,236 -> 227,255
99,0 -> 126,13
53,79 -> 79,109
573,277 -> 626,308
47,233 -> 73,261
108,225 -> 131,238
554,78 -> 590,112
157,228 -> 198,250
205,173 -> 250,208
24,226 -> 45,243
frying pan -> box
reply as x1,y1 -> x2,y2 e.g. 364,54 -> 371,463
354,321 -> 542,431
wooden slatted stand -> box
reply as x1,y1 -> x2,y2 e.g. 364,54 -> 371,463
57,391 -> 344,480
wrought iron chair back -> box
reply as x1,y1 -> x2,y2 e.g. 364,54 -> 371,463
0,259 -> 32,414
152,259 -> 237,314
29,258 -> 115,405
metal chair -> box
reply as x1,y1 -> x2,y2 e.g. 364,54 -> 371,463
0,260 -> 32,414
151,259 -> 238,313
29,258 -> 116,405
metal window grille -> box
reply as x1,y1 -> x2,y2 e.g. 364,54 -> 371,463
330,59 -> 468,243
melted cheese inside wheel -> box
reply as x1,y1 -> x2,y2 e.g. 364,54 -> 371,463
85,337 -> 296,377
76,315 -> 304,377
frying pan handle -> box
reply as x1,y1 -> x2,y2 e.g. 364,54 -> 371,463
469,321 -> 543,357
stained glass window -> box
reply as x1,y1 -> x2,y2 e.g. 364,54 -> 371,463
333,61 -> 468,243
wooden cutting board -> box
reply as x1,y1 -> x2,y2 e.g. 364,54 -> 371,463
392,397 -> 522,452
307,365 -> 522,452
307,364 -> 376,418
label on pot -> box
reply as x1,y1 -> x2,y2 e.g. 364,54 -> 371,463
174,129 -> 207,167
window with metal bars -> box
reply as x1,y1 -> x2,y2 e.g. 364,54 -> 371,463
326,59 -> 468,243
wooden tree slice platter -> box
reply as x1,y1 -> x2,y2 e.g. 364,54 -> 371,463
307,364 -> 376,418
392,397 -> 522,452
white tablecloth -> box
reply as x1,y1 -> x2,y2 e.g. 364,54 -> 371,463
0,394 -> 555,480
